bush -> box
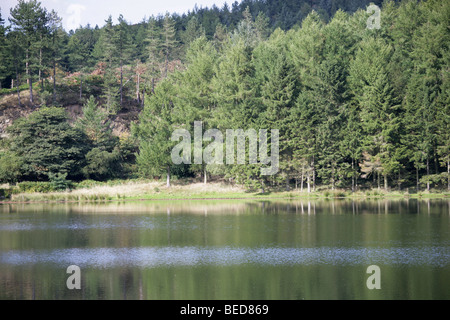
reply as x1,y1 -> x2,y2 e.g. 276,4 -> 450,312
17,181 -> 57,193
48,172 -> 73,191
0,188 -> 13,199
0,152 -> 23,184
76,179 -> 103,189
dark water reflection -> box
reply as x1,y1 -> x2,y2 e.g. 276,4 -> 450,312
0,198 -> 449,300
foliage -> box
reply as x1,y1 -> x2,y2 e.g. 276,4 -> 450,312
6,107 -> 88,180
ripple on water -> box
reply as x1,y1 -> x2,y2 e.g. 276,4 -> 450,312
1,246 -> 449,268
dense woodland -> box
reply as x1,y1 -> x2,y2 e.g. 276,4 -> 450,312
0,0 -> 449,193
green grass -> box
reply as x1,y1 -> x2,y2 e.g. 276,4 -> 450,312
2,179 -> 449,204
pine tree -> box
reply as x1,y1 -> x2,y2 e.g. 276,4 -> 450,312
134,79 -> 177,187
9,0 -> 50,104
76,96 -> 116,150
113,14 -> 134,107
98,16 -> 119,114
145,16 -> 161,95
288,12 -> 325,192
0,10 -> 7,89
349,37 -> 401,190
183,16 -> 205,46
162,13 -> 177,78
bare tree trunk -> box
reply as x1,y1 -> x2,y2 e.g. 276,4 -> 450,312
166,166 -> 171,188
80,76 -> 83,101
165,51 -> 169,78
285,172 -> 290,191
120,62 -> 123,106
53,57 -> 56,104
307,173 -> 311,193
203,165 -> 207,184
26,49 -> 33,104
15,62 -> 21,107
39,45 -> 42,88
351,159 -> 355,192
448,160 -> 450,191
300,167 -> 304,192
426,158 -> 430,191
377,172 -> 380,189
416,166 -> 419,191
384,174 -> 388,191
136,72 -> 140,103
312,156 -> 316,192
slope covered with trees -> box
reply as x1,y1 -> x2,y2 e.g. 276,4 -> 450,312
0,0 -> 449,193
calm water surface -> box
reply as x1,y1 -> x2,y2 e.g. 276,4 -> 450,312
0,199 -> 449,300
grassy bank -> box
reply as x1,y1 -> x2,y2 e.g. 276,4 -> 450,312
1,179 -> 449,203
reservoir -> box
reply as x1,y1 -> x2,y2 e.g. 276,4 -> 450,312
0,199 -> 449,300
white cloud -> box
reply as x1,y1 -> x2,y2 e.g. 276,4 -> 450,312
65,4 -> 86,31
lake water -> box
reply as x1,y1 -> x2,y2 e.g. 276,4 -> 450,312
0,199 -> 449,300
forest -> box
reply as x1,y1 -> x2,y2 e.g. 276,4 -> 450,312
0,0 -> 449,194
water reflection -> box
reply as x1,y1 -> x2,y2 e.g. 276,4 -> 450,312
1,246 -> 449,268
0,198 -> 449,300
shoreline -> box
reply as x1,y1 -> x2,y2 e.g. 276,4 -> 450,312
1,181 -> 449,204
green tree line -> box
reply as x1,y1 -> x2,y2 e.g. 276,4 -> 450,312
134,0 -> 449,192
0,0 -> 449,193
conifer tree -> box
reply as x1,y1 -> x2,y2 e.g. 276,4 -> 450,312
145,16 -> 161,95
9,0 -> 50,104
162,13 -> 177,78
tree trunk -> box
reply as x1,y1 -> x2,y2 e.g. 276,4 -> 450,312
426,158 -> 430,191
312,157 -> 316,192
136,72 -> 140,103
120,62 -> 123,106
203,165 -> 207,184
53,57 -> 56,104
26,49 -> 33,104
80,77 -> 83,101
166,166 -> 171,188
165,51 -> 169,78
15,62 -> 21,107
416,166 -> 419,191
384,174 -> 388,191
39,45 -> 42,86
300,168 -> 304,192
377,172 -> 380,189
307,173 -> 311,193
447,160 -> 450,191
285,173 -> 290,191
351,159 -> 355,192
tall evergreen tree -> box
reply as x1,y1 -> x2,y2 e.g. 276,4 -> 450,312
9,0 -> 50,104
162,13 -> 177,78
145,16 -> 162,95
113,14 -> 134,107
349,37 -> 401,190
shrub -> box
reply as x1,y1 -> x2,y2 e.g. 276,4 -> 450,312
17,181 -> 57,193
0,188 -> 13,199
48,172 -> 72,191
76,179 -> 103,189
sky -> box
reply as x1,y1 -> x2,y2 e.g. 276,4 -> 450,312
1,0 -> 236,31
